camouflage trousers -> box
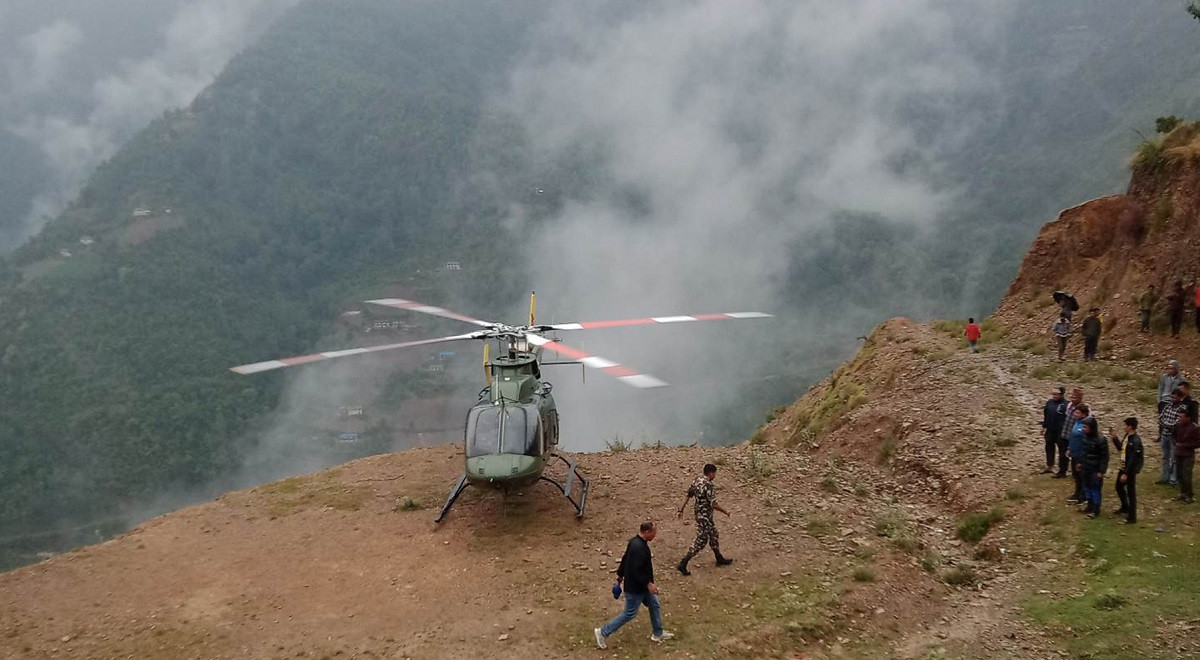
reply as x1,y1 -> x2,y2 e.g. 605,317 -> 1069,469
683,515 -> 720,559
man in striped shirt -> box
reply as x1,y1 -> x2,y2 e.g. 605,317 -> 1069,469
1158,389 -> 1186,485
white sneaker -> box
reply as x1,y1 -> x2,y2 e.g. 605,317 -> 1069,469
650,630 -> 675,642
594,627 -> 607,649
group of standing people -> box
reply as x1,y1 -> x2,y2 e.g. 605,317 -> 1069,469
1039,359 -> 1200,524
1050,306 -> 1103,362
1138,281 -> 1200,336
594,463 -> 733,650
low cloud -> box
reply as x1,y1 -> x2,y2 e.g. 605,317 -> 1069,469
2,0 -> 300,245
493,0 -> 1000,448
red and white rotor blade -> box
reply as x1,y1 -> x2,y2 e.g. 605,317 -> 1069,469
525,333 -> 667,389
541,311 -> 772,331
231,332 -> 482,375
365,298 -> 496,328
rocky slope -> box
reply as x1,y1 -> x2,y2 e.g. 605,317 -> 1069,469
992,122 -> 1200,368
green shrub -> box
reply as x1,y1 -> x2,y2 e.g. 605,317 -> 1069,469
852,567 -> 875,583
1093,590 -> 1128,610
1156,115 -> 1183,134
956,508 -> 1005,544
877,433 -> 899,463
1131,139 -> 1165,173
745,446 -> 775,479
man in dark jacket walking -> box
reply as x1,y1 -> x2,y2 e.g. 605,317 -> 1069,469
1041,386 -> 1068,474
1173,409 -> 1200,504
1168,281 -> 1186,337
595,522 -> 674,648
1081,308 -> 1102,361
1111,417 -> 1144,524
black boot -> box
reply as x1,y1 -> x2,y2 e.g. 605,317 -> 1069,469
677,558 -> 691,576
714,552 -> 733,567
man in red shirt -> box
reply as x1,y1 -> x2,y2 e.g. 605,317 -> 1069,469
964,318 -> 982,353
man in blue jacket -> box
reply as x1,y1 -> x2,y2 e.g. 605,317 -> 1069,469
595,522 -> 674,649
1066,404 -> 1090,503
1041,386 -> 1068,474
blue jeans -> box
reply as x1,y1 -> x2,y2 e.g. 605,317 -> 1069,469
601,591 -> 662,637
1161,434 -> 1177,483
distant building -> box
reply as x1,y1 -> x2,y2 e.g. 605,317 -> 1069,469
445,261 -> 462,271
59,249 -> 72,258
341,310 -> 362,317
78,236 -> 95,245
338,405 -> 364,417
336,432 -> 360,444
132,208 -> 152,218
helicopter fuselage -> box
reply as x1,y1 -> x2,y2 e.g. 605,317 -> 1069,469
462,352 -> 559,490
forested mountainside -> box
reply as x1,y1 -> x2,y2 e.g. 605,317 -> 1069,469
0,0 -> 544,541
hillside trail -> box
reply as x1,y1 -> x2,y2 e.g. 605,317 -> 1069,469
889,348 -> 1058,658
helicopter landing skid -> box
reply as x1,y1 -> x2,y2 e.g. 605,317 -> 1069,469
435,473 -> 470,523
539,452 -> 590,519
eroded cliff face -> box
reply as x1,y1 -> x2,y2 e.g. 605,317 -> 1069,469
994,123 -> 1200,352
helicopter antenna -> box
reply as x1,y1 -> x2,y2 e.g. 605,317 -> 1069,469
529,291 -> 536,327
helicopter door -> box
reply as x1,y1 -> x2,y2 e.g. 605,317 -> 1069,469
545,410 -> 559,447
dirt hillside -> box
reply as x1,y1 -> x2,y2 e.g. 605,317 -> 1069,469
993,121 -> 1200,368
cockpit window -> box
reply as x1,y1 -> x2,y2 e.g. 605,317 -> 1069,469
466,407 -> 502,458
466,405 -> 542,457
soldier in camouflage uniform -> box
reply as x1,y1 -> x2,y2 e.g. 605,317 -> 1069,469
676,463 -> 733,575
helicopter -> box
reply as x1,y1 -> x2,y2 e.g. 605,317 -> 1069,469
231,293 -> 772,522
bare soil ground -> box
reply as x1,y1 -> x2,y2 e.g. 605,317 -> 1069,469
3,317 -> 1199,659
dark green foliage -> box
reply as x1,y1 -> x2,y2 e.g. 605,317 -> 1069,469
955,508 -> 1005,543
1190,3 -> 1200,22
0,0 -> 543,537
1156,115 -> 1183,134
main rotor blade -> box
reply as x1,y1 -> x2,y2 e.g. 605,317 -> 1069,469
231,332 -> 483,375
365,298 -> 496,328
525,333 -> 667,389
539,311 -> 772,331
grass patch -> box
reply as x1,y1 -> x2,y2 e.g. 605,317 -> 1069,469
805,517 -> 835,537
955,508 -> 1004,544
393,496 -> 423,512
260,474 -> 370,518
752,576 -> 838,642
1127,347 -> 1147,361
992,430 -> 1019,448
851,567 -> 876,583
606,435 -> 631,452
819,473 -> 838,493
1024,506 -> 1200,659
1031,365 -> 1055,380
